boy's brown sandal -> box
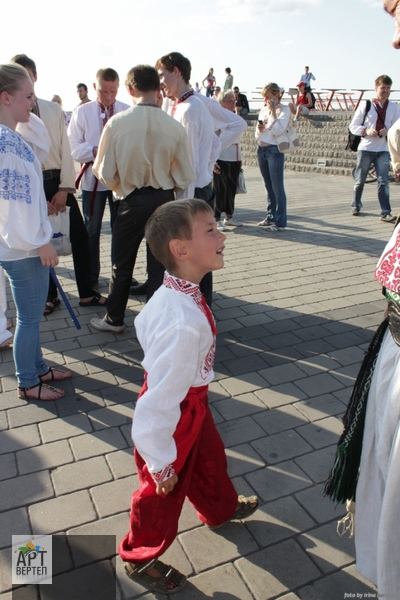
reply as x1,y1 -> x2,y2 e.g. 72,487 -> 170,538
124,559 -> 187,595
209,494 -> 259,529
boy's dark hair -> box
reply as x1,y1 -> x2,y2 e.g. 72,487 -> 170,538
225,67 -> 231,74
125,65 -> 160,92
77,83 -> 88,91
10,54 -> 37,78
155,52 -> 191,84
145,199 -> 213,272
96,68 -> 119,82
375,74 -> 393,86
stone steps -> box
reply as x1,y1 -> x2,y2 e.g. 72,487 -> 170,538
242,110 -> 357,177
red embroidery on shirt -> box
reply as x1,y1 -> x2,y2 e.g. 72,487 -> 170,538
163,272 -> 216,378
152,464 -> 176,484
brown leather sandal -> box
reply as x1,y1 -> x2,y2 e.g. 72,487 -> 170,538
209,494 -> 259,529
124,559 -> 187,594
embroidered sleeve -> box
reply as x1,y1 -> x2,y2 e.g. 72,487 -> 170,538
150,464 -> 176,484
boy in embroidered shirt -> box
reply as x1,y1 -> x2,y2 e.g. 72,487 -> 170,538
119,199 -> 258,594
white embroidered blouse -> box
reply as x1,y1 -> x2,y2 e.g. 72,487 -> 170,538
0,123 -> 52,261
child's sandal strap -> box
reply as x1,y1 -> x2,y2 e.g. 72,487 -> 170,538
124,559 -> 187,594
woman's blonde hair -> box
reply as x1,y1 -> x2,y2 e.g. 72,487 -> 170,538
0,64 -> 30,96
262,82 -> 283,100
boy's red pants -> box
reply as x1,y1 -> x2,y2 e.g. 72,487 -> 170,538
118,384 -> 238,564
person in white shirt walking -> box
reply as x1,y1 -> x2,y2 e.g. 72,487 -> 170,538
300,66 -> 316,87
350,74 -> 400,221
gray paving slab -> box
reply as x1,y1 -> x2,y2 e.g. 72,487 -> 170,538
180,563 -> 256,599
234,539 -> 322,599
90,476 -> 136,518
0,168 -> 387,598
28,490 -> 97,534
69,426 -> 128,460
0,471 -> 53,512
51,455 -> 113,495
179,524 -> 259,573
39,412 -> 93,443
16,439 -> 73,475
0,508 -> 31,550
0,454 -> 17,481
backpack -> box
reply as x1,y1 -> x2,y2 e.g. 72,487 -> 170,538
346,100 -> 371,152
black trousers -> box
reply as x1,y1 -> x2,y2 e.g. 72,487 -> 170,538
194,183 -> 215,308
44,175 -> 97,301
213,160 -> 241,220
105,188 -> 174,326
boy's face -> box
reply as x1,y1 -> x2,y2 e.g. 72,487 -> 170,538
182,212 -> 226,281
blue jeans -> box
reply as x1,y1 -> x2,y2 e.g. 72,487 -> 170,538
257,145 -> 287,228
0,257 -> 49,388
352,150 -> 391,215
81,189 -> 117,282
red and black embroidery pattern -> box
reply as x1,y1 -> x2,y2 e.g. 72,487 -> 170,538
163,272 -> 216,378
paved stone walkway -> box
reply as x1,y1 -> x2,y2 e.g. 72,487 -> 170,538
1,167 -> 398,599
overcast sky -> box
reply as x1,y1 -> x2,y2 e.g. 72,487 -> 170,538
2,0 -> 398,110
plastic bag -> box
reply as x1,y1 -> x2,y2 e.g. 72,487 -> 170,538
48,207 -> 71,256
236,169 -> 247,194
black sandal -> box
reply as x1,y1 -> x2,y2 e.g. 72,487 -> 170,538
124,559 -> 187,595
39,367 -> 72,382
44,298 -> 60,316
79,293 -> 107,307
18,382 -> 65,401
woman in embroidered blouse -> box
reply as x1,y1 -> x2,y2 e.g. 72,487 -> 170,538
0,63 -> 71,400
255,82 -> 290,231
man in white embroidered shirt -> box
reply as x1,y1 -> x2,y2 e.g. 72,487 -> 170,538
90,65 -> 194,334
68,68 -> 129,284
155,51 -> 218,306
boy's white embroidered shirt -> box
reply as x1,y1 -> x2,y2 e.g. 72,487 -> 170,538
132,273 -> 215,474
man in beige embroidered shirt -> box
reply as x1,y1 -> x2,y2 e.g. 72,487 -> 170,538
90,64 -> 194,334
